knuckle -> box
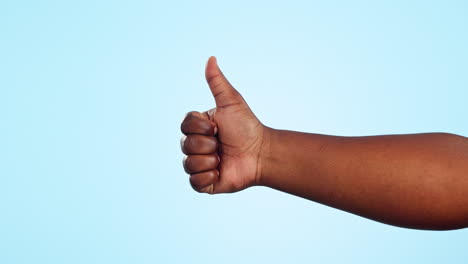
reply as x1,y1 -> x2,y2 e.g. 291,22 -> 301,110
183,135 -> 195,154
181,113 -> 216,136
189,177 -> 203,192
180,135 -> 188,153
181,111 -> 200,134
182,155 -> 191,174
185,111 -> 200,118
181,135 -> 218,155
180,116 -> 192,134
189,171 -> 216,194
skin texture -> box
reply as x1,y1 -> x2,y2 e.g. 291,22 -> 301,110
180,56 -> 468,230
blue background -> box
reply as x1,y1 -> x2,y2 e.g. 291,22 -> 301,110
1,0 -> 468,263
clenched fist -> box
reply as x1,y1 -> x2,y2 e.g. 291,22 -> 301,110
178,57 -> 468,230
180,56 -> 267,194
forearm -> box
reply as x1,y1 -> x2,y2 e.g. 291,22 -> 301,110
258,127 -> 468,230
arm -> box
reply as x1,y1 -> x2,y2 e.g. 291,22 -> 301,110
259,129 -> 468,230
180,56 -> 468,230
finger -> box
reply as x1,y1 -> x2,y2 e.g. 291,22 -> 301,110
190,169 -> 219,193
181,111 -> 217,136
183,154 -> 219,174
198,184 -> 215,194
205,56 -> 245,108
180,134 -> 218,155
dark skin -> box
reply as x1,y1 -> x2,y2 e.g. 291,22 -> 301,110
180,56 -> 468,230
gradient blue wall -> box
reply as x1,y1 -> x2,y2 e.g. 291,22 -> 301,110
1,1 -> 467,263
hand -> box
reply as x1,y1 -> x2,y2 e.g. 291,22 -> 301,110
180,56 -> 267,194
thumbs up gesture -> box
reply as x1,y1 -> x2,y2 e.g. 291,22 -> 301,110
180,57 -> 268,194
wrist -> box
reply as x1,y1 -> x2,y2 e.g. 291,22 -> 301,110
255,125 -> 276,187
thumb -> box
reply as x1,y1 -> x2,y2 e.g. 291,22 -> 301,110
205,56 -> 244,108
